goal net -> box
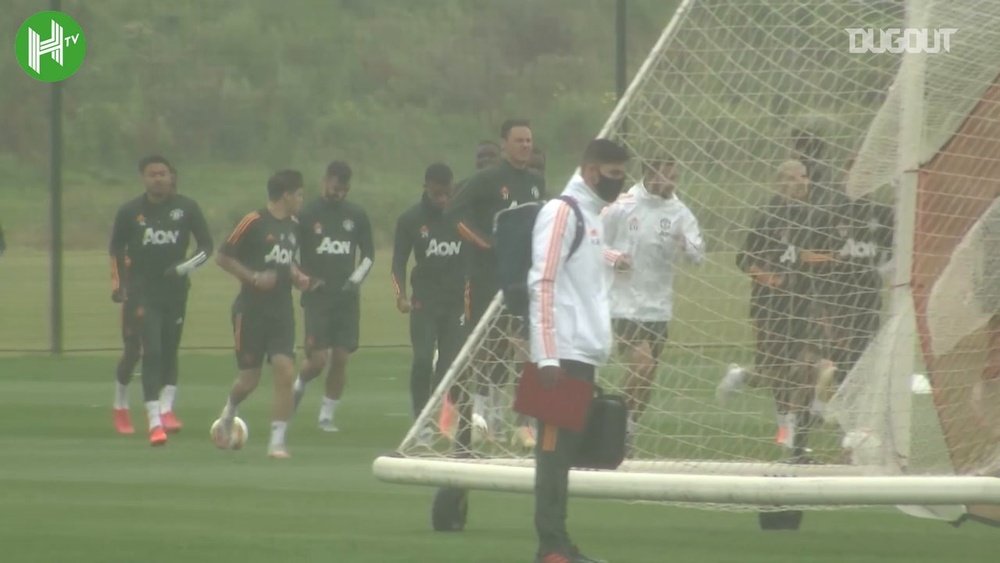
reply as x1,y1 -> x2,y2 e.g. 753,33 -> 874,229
374,0 -> 1000,514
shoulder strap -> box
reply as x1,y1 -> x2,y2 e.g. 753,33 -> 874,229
556,195 -> 586,259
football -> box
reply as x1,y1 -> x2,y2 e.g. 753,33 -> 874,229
210,416 -> 248,450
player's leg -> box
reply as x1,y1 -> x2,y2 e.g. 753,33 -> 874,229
215,308 -> 265,448
158,293 -> 187,432
266,310 -> 297,458
293,305 -> 331,411
534,360 -> 594,561
434,306 -> 465,441
113,300 -> 142,434
410,302 -> 440,418
506,316 -> 537,449
319,296 -> 359,431
138,303 -> 168,445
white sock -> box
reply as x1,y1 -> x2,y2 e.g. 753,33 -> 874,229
114,382 -> 129,410
293,375 -> 305,393
269,421 -> 287,448
319,397 -> 338,421
222,398 -> 237,421
145,401 -> 161,430
473,394 -> 487,417
810,398 -> 826,418
159,385 -> 177,413
627,417 -> 637,436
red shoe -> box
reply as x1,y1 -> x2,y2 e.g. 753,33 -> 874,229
113,408 -> 134,435
149,426 -> 168,446
439,395 -> 457,440
161,411 -> 183,433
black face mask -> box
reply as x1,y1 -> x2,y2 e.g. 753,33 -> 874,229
595,173 -> 626,202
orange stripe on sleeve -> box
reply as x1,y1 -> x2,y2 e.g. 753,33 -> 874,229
540,203 -> 571,359
226,212 -> 261,244
457,222 -> 491,249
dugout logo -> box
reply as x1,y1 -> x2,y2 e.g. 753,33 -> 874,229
846,27 -> 956,54
15,11 -> 86,82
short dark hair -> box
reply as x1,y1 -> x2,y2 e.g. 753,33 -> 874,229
138,155 -> 172,174
642,155 -> 675,176
500,119 -> 531,140
424,162 -> 453,186
325,161 -> 352,183
267,169 -> 304,202
581,139 -> 630,166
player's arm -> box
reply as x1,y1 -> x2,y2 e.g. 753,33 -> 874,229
600,201 -> 629,269
390,212 -> 413,313
343,209 -> 374,291
677,208 -> 706,264
737,208 -> 780,287
217,213 -> 269,288
169,200 -> 214,276
447,174 -> 492,250
0,222 -> 6,257
108,205 -> 130,302
529,201 -> 576,375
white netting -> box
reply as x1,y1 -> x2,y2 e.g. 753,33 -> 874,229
377,0 -> 1000,513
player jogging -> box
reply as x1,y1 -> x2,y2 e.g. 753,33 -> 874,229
392,163 -> 466,441
213,169 -> 320,458
603,156 -> 704,438
446,118 -> 546,448
292,161 -> 375,432
109,155 -> 212,444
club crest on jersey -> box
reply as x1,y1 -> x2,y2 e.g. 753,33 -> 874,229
628,217 -> 640,232
288,233 -> 296,246
657,218 -> 672,234
266,234 -> 276,243
589,228 -> 600,245
343,219 -> 355,232
264,244 -> 293,264
838,224 -> 850,238
531,186 -> 540,199
313,222 -> 322,235
136,214 -> 146,226
142,228 -> 179,246
500,186 -> 510,200
170,208 -> 184,221
419,225 -> 430,239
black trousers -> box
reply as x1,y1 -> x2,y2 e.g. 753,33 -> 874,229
134,294 -> 188,402
409,300 -> 464,417
534,359 -> 595,555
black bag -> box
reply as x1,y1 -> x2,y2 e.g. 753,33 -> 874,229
574,388 -> 628,470
494,196 -> 585,318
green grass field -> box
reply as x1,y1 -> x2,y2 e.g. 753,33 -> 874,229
1,352 -> 997,563
1,252 -> 997,562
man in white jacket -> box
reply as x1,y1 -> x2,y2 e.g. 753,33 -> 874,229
603,157 -> 704,435
528,139 -> 630,563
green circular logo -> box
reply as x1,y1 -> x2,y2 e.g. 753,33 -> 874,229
15,11 -> 86,82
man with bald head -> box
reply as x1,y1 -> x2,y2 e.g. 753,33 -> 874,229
720,160 -> 835,459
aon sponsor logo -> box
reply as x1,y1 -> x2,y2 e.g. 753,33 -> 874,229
317,237 -> 351,255
839,239 -> 878,259
264,245 -> 293,265
426,239 -> 462,257
142,228 -> 179,246
779,244 -> 798,265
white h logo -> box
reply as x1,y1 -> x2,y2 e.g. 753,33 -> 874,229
28,20 -> 64,73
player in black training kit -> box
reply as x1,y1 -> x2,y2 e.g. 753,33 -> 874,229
723,160 -> 837,458
293,161 -> 375,432
213,170 -> 320,458
392,163 -> 466,441
447,118 -> 546,449
112,163 -> 180,435
109,156 -> 212,445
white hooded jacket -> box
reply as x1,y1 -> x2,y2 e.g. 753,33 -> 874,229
529,174 -> 622,368
603,182 -> 704,322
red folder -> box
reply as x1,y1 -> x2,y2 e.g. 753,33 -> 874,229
513,363 -> 594,432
